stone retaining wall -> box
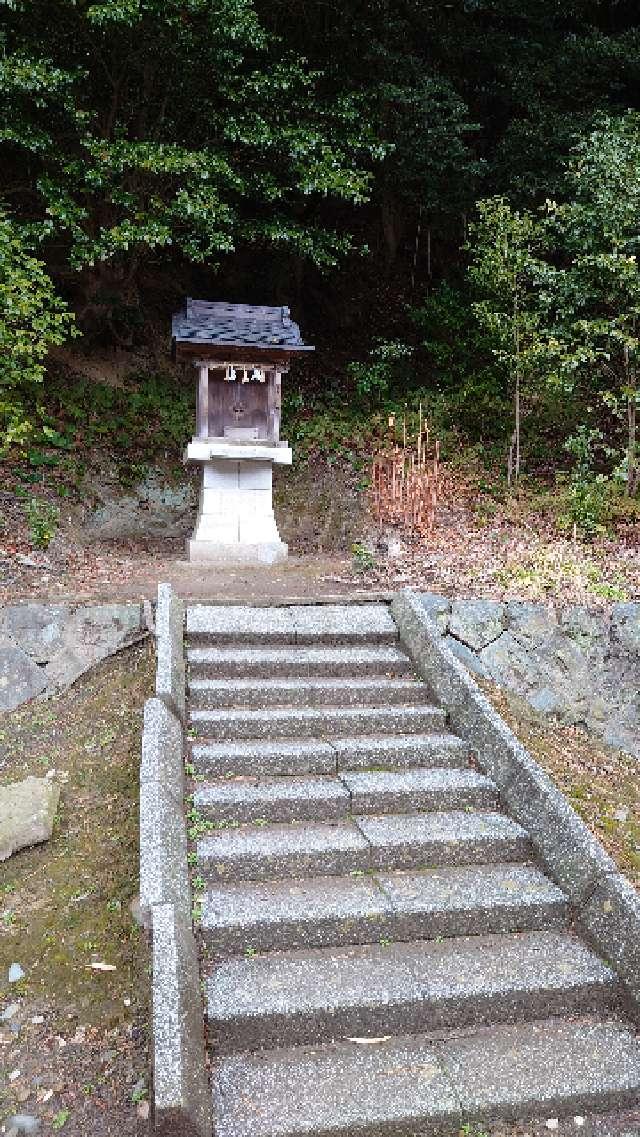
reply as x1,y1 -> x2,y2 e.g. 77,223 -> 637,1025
419,593 -> 640,759
0,601 -> 151,712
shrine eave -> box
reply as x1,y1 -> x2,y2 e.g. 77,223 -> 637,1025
171,298 -> 314,363
172,342 -> 311,368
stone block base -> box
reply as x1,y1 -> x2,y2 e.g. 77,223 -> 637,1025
187,539 -> 288,565
187,457 -> 288,566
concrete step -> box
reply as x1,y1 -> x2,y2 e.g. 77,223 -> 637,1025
190,733 -> 468,778
194,775 -> 350,824
332,732 -> 469,771
193,768 -> 498,825
198,818 -> 369,883
190,704 -> 447,741
200,862 -> 568,956
359,810 -> 530,871
186,603 -> 398,644
187,645 -> 413,679
207,930 -> 618,1053
212,1017 -> 640,1137
196,810 -> 530,883
191,739 -> 337,778
342,767 -> 498,815
189,677 -> 427,710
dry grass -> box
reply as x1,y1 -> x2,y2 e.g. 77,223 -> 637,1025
350,462 -> 640,606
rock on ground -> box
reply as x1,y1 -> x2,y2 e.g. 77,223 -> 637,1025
0,639 -> 48,712
0,776 -> 61,861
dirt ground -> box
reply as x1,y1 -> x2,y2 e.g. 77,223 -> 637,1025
0,546 -> 367,605
0,643 -> 153,1135
1,526 -> 637,610
1,456 -> 638,607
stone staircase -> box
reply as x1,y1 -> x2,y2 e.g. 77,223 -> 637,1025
184,602 -> 640,1136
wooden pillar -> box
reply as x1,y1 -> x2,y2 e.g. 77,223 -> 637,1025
273,370 -> 282,444
266,369 -> 275,443
270,369 -> 282,444
195,360 -> 210,439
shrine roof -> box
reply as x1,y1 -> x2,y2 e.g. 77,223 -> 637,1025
172,299 -> 314,353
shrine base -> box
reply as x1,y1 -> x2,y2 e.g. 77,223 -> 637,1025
187,458 -> 288,566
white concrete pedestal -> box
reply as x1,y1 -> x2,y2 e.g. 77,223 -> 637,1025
187,458 -> 288,565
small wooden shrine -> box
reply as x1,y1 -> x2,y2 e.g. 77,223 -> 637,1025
172,299 -> 313,563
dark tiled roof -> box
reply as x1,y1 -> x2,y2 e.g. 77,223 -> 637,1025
172,299 -> 314,351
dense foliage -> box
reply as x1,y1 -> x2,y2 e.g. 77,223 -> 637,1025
467,114 -> 640,497
2,0 -> 640,495
0,211 -> 76,449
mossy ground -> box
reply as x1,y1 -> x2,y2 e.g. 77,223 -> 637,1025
483,681 -> 640,888
0,642 -> 154,1133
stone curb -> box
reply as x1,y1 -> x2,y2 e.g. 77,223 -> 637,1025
139,606 -> 212,1133
140,696 -> 189,928
185,592 -> 395,607
579,873 -> 640,1019
141,697 -> 185,799
151,902 -> 213,1137
139,776 -> 191,926
391,588 -> 640,1019
155,582 -> 186,722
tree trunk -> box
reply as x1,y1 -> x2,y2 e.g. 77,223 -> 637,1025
411,211 -> 424,291
507,427 -> 517,487
510,284 -> 521,486
624,341 -> 638,496
381,193 -> 399,267
514,365 -> 521,484
628,392 -> 638,496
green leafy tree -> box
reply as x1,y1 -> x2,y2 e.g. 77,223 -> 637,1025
412,282 -> 511,442
348,340 -> 413,403
4,0 -> 640,416
1,0 -> 383,338
0,211 -> 76,449
468,197 -> 549,484
261,0 -> 483,274
562,426 -> 610,536
542,113 -> 640,495
376,69 -> 481,271
466,115 -> 640,497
